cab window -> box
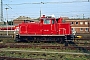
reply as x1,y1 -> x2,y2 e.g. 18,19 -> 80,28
44,19 -> 50,24
52,19 -> 55,24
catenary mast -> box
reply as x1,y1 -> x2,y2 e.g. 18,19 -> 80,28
0,0 -> 3,22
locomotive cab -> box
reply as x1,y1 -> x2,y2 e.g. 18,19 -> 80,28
40,15 -> 57,35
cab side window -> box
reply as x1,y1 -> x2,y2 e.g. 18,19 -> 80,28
52,19 -> 55,24
44,19 -> 50,24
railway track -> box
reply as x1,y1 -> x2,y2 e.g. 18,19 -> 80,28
75,42 -> 90,44
75,38 -> 90,40
0,42 -> 90,60
0,56 -> 43,60
0,43 -> 90,50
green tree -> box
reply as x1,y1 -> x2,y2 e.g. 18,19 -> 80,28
7,21 -> 13,25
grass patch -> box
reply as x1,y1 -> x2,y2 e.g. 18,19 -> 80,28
0,51 -> 90,60
0,38 -> 14,43
0,46 -> 90,60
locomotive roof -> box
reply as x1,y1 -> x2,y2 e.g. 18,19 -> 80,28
40,17 -> 61,20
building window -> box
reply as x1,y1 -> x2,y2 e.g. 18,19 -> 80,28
71,28 -> 73,30
72,28 -> 76,34
85,22 -> 88,25
76,22 -> 78,25
80,28 -> 83,31
71,22 -> 74,25
85,28 -> 89,31
80,22 -> 83,25
72,28 -> 74,30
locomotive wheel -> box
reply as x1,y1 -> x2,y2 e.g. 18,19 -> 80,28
65,41 -> 68,46
15,38 -> 20,42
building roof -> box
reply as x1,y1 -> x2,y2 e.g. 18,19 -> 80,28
0,22 -> 4,25
61,17 -> 69,20
65,19 -> 90,21
13,16 -> 39,22
14,16 -> 31,20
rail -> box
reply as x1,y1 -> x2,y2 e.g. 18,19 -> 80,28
0,56 -> 38,60
0,43 -> 90,50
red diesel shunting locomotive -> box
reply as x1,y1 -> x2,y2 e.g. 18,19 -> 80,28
15,15 -> 75,44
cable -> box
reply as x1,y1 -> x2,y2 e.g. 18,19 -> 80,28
3,1 -> 90,5
5,4 -> 12,9
4,4 -> 19,16
3,0 -> 90,19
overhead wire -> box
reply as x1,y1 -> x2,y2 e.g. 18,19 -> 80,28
3,0 -> 90,19
3,0 -> 90,5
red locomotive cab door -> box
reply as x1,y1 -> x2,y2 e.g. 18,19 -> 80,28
42,19 -> 51,35
51,20 -> 57,35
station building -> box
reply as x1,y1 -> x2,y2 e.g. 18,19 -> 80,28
65,19 -> 90,33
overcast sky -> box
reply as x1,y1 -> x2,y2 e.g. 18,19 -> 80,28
2,0 -> 90,21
